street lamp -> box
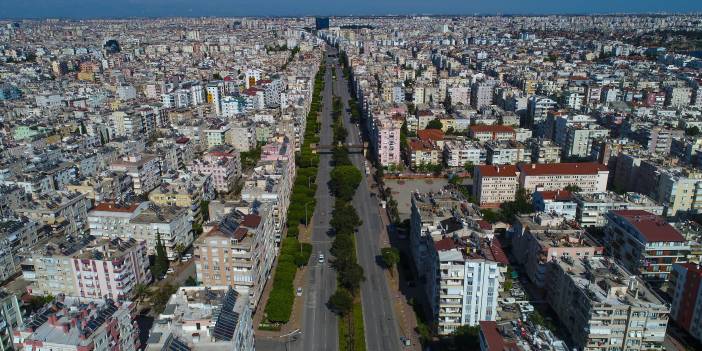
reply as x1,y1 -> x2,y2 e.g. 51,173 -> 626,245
304,201 -> 314,227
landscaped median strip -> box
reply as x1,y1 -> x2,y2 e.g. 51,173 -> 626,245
326,77 -> 367,350
260,59 -> 326,330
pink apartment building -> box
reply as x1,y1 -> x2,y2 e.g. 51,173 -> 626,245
23,237 -> 152,300
188,146 -> 241,192
373,115 -> 402,167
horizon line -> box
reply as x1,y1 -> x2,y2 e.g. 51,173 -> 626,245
2,11 -> 702,21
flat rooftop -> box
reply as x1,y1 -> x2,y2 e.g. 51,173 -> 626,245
555,256 -> 666,309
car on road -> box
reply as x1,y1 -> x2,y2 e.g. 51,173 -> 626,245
296,287 -> 303,296
318,253 -> 325,263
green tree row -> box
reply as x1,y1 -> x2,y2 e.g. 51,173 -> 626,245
263,59 -> 326,324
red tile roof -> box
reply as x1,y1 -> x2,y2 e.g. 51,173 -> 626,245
408,139 -> 434,152
470,125 -> 515,133
480,321 -> 522,351
489,240 -> 510,265
611,210 -> 686,242
241,214 -> 262,229
477,220 -> 493,231
233,227 -> 248,241
477,164 -> 519,177
92,202 -> 141,213
518,162 -> 608,176
434,237 -> 457,251
536,190 -> 573,201
417,129 -> 445,141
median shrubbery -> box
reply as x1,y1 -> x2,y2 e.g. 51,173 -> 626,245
326,89 -> 366,350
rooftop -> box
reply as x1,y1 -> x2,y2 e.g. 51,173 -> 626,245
518,162 -> 608,176
146,287 -> 249,351
609,210 -> 686,242
21,296 -> 133,347
555,256 -> 667,309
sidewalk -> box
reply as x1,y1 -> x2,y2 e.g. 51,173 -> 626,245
253,224 -> 312,339
375,183 -> 422,351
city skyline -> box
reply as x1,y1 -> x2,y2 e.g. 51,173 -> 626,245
2,0 -> 702,19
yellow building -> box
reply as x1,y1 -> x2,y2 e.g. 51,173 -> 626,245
148,173 -> 214,223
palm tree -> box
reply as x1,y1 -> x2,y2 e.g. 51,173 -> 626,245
133,284 -> 150,302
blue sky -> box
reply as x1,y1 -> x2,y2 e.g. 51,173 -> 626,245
2,0 -> 701,19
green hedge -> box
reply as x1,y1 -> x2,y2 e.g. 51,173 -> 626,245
263,59 -> 326,324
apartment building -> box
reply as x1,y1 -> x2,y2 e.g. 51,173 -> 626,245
518,162 -> 609,193
529,139 -> 562,164
473,165 -> 520,208
669,263 -> 702,344
573,192 -> 663,228
194,205 -> 276,307
17,191 -> 90,237
604,210 -> 690,282
633,126 -> 685,155
0,217 -> 39,282
409,138 -> 442,169
148,173 -> 215,223
22,236 -> 151,299
410,192 -> 506,335
241,141 -> 295,240
130,205 -> 192,260
88,202 -> 149,237
512,214 -> 603,288
469,125 -> 516,142
204,124 -> 230,149
372,115 -> 402,167
89,202 -> 191,260
146,287 -> 254,351
553,116 -> 609,159
188,146 -> 241,193
485,140 -> 529,165
443,140 -> 485,168
546,256 -> 669,351
532,190 -> 577,219
656,167 -> 702,217
14,296 -> 139,351
429,237 -> 503,334
0,291 -> 22,351
109,154 -> 161,195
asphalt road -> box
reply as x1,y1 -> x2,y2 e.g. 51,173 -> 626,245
293,48 -> 339,351
330,49 -> 405,351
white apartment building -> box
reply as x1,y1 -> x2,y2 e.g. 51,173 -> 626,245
573,192 -> 664,227
473,165 -> 519,208
410,193 -> 504,335
518,162 -> 609,193
547,256 -> 669,351
109,154 -> 161,195
89,202 -> 191,260
443,140 -> 485,168
146,287 -> 254,351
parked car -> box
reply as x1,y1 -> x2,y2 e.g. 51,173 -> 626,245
296,287 -> 303,296
166,268 -> 175,274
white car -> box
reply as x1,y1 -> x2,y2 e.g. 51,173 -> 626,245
166,268 -> 175,274
318,254 -> 325,263
296,287 -> 303,296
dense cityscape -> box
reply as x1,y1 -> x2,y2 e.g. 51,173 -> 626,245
1,11 -> 702,351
